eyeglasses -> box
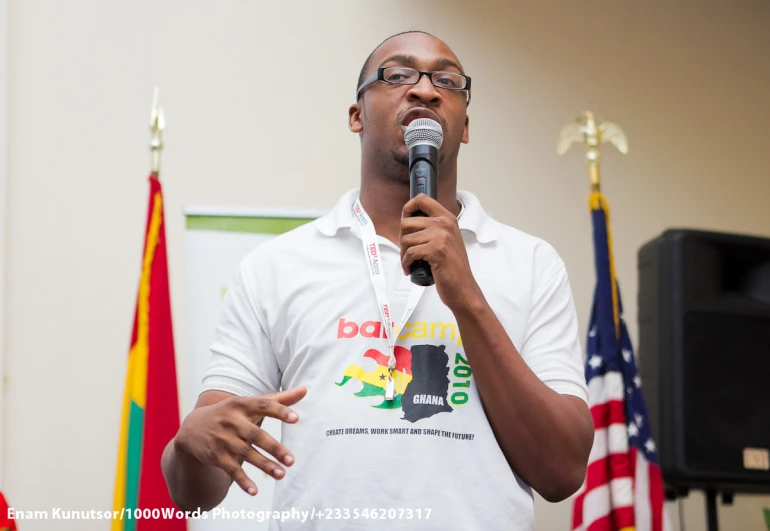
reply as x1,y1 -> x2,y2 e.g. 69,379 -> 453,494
356,66 -> 472,105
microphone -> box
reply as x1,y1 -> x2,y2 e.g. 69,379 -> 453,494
404,117 -> 443,287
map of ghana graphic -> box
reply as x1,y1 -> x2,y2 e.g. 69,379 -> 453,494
336,344 -> 453,422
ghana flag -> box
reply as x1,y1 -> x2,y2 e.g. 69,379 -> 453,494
336,347 -> 413,409
113,174 -> 185,531
0,491 -> 17,530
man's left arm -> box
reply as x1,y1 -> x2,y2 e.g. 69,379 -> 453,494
401,195 -> 594,503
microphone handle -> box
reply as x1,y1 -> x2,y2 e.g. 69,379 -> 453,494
408,144 -> 438,286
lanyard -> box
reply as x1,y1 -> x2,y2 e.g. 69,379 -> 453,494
352,198 -> 426,400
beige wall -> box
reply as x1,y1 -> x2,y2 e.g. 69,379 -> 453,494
3,1 -> 769,529
0,0 -> 6,494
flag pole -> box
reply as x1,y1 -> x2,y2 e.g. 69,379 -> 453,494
112,85 -> 184,531
149,86 -> 165,178
563,113 -> 671,531
558,110 -> 629,339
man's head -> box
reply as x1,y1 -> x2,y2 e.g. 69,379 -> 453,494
349,31 -> 470,184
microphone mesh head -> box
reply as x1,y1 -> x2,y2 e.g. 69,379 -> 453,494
404,118 -> 443,149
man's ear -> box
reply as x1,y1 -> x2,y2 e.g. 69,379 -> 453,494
461,114 -> 469,144
349,103 -> 363,133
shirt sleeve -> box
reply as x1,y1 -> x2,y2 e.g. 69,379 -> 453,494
519,258 -> 588,404
201,259 -> 282,398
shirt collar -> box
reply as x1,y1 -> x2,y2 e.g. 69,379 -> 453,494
314,188 -> 498,244
456,189 -> 499,243
314,188 -> 359,236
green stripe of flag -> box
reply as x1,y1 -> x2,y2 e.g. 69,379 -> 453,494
372,394 -> 403,410
354,381 -> 386,398
123,400 -> 144,531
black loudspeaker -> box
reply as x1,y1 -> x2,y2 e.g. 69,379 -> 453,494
638,229 -> 770,497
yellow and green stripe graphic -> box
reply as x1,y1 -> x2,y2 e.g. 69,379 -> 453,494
337,347 -> 413,409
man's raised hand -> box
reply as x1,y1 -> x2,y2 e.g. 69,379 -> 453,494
173,386 -> 307,496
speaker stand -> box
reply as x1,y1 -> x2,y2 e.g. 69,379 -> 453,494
706,489 -> 718,531
705,489 -> 734,531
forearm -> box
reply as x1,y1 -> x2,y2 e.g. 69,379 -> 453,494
161,438 -> 232,512
452,294 -> 593,502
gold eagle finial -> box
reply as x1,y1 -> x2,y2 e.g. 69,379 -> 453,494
558,111 -> 628,189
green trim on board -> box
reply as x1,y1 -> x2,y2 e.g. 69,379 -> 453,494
186,215 -> 316,234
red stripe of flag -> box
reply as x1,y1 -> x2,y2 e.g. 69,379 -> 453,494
591,400 -> 627,430
135,175 -> 185,531
585,507 -> 635,531
585,453 -> 635,492
586,514 -> 613,531
612,506 -> 635,529
363,346 -> 412,375
572,488 -> 585,529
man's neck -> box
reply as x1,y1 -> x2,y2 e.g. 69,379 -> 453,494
359,176 -> 460,246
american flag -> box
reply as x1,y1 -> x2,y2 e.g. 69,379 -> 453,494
571,192 -> 670,531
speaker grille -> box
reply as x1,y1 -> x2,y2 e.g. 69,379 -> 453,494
683,311 -> 770,478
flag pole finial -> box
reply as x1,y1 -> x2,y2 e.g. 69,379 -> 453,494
557,110 -> 628,191
149,86 -> 165,176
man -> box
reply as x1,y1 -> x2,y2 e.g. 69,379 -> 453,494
162,31 -> 593,530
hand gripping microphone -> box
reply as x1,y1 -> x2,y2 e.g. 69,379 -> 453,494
404,117 -> 443,286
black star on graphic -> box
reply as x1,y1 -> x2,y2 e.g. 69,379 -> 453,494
378,373 -> 386,381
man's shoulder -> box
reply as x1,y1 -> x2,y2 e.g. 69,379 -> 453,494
459,189 -> 564,271
488,218 -> 565,271
240,219 -> 329,268
239,188 -> 357,270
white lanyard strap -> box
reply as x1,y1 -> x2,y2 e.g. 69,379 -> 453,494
353,198 -> 425,400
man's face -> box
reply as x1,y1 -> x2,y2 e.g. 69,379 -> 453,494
349,33 -> 470,180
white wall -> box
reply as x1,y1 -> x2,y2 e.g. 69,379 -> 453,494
0,0 -> 7,488
3,1 -> 770,530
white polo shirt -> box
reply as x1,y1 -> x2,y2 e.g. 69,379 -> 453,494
202,187 -> 588,530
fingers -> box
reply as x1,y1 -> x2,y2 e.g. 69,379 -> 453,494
400,216 -> 432,236
401,243 -> 434,274
400,229 -> 432,250
400,212 -> 457,238
400,232 -> 432,275
270,386 -> 308,407
234,418 -> 296,469
184,389 -> 307,498
219,457 -> 258,496
239,394 -> 301,423
226,436 -> 286,482
218,409 -> 299,496
402,194 -> 448,219
245,448 -> 286,480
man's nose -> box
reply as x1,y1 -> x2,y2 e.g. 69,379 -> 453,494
406,74 -> 441,103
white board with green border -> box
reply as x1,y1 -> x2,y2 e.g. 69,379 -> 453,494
184,205 -> 325,530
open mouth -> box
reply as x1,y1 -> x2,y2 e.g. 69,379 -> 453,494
402,108 -> 441,127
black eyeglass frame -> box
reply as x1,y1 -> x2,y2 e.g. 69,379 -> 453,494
356,67 -> 472,106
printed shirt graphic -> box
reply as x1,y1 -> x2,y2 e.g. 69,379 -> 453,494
337,345 -> 453,421
400,344 -> 454,422
337,347 -> 413,410
202,188 -> 588,530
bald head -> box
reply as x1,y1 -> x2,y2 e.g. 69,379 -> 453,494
356,31 -> 465,98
